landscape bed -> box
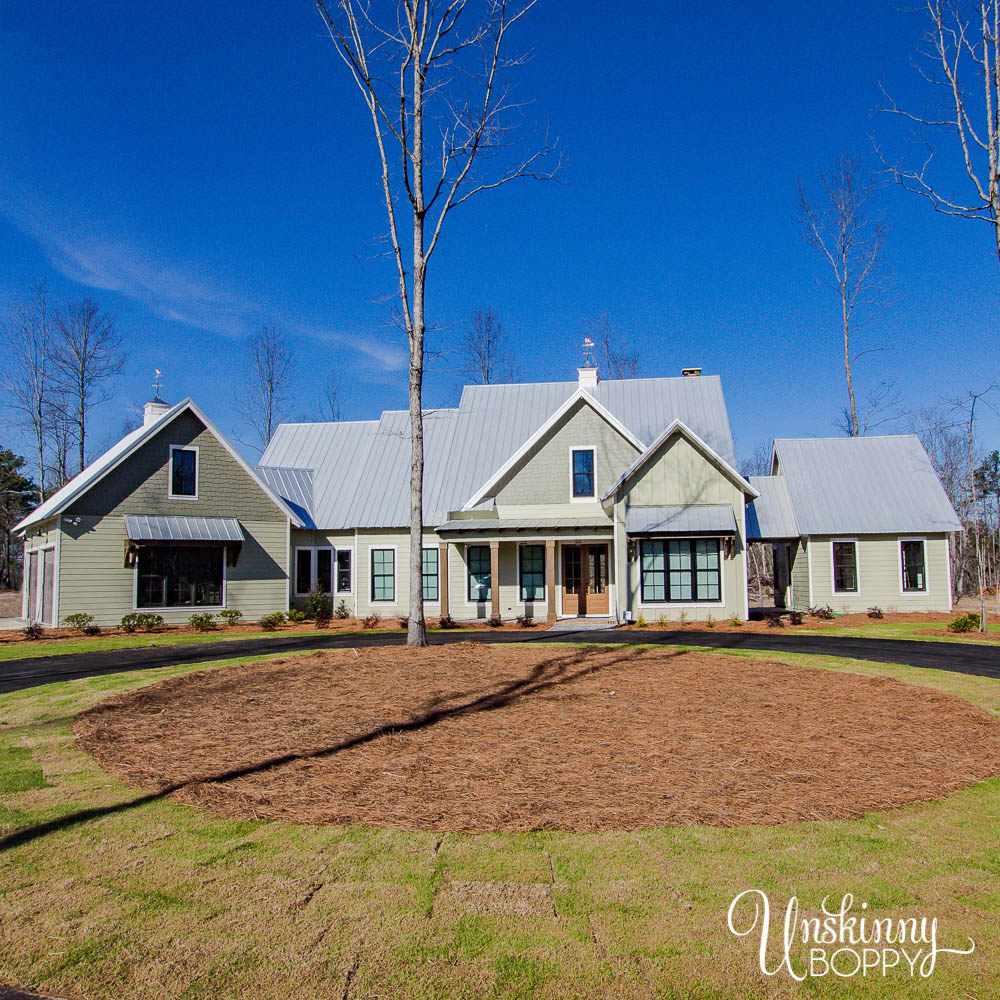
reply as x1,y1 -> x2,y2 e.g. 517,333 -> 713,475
74,643 -> 1000,831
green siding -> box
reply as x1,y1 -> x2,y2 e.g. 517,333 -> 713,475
789,539 -> 810,608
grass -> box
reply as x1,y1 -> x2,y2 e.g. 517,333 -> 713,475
1,646 -> 999,998
817,620 -> 998,642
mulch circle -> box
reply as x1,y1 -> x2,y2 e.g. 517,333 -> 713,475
74,643 -> 1000,832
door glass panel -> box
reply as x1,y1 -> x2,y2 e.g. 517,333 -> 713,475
563,547 -> 582,594
587,546 -> 607,594
41,549 -> 55,624
26,551 -> 38,620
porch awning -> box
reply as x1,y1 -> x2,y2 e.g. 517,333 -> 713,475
437,517 -> 612,535
124,515 -> 245,543
625,505 -> 737,536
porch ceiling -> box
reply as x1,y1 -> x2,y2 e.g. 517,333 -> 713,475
437,517 -> 612,536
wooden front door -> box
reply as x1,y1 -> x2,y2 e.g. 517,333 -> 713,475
561,544 -> 610,616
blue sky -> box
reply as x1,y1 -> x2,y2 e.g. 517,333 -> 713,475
1,0 -> 997,465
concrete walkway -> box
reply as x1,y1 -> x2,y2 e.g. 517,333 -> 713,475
1,628 -> 999,694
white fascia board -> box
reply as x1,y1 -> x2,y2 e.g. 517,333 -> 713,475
600,419 -> 759,503
461,389 -> 646,511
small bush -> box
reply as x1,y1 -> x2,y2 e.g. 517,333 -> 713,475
809,604 -> 835,621
334,599 -> 351,620
636,614 -> 648,628
63,612 -> 95,633
788,610 -> 804,626
362,613 -> 381,629
188,612 -> 216,631
656,613 -> 670,628
120,613 -> 140,633
307,588 -> 332,627
218,608 -> 243,627
949,612 -> 981,633
23,621 -> 44,640
515,614 -> 536,628
729,615 -> 742,627
398,616 -> 409,629
705,614 -> 715,629
259,612 -> 286,631
678,609 -> 688,625
485,614 -> 503,627
438,614 -> 459,629
136,613 -> 165,632
765,613 -> 785,628
867,606 -> 885,619
287,608 -> 308,623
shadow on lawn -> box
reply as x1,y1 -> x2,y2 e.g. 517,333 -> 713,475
0,642 -> 675,853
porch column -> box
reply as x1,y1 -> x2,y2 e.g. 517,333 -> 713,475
545,539 -> 556,621
439,541 -> 449,618
489,540 -> 500,619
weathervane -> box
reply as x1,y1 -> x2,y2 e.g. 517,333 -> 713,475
582,336 -> 595,368
153,369 -> 163,396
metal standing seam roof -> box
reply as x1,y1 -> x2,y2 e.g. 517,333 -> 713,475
773,435 -> 962,535
255,466 -> 316,529
261,375 -> 739,530
625,505 -> 738,535
746,476 -> 799,539
123,515 -> 245,542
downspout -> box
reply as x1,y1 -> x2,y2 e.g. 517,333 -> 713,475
353,527 -> 359,619
612,494 -> 621,622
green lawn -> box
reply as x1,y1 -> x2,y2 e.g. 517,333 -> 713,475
816,620 -> 997,642
1,646 -> 998,998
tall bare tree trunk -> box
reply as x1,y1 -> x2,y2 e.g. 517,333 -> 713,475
842,287 -> 859,436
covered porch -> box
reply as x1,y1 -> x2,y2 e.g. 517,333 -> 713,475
435,518 -> 617,622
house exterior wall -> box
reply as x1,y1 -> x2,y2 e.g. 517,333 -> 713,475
806,533 -> 952,613
789,539 -> 810,608
21,517 -> 60,623
56,411 -> 290,626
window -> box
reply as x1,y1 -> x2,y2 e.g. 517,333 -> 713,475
137,545 -> 223,608
520,544 -> 545,601
422,547 -> 439,601
901,540 -> 926,592
832,541 -> 858,593
169,446 -> 197,498
640,539 -> 722,603
571,448 -> 595,499
294,547 -> 334,595
337,549 -> 352,593
371,548 -> 395,601
467,545 -> 491,602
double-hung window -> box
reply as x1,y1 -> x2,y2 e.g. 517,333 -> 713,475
832,541 -> 858,593
640,539 -> 722,603
901,540 -> 926,592
519,544 -> 545,601
295,547 -> 334,595
571,448 -> 595,499
336,550 -> 352,593
371,548 -> 395,601
169,446 -> 198,498
422,547 -> 439,601
467,545 -> 491,602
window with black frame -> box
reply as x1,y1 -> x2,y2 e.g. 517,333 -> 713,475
422,547 -> 439,601
137,545 -> 223,608
640,538 -> 721,603
467,545 -> 491,601
520,544 -> 544,600
832,541 -> 858,592
336,549 -> 352,593
371,548 -> 395,601
901,540 -> 926,592
571,448 -> 595,498
170,447 -> 197,497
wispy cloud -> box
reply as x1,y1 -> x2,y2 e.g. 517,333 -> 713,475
299,324 -> 409,373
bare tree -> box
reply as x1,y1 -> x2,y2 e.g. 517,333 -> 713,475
51,298 -> 124,474
739,441 -> 774,604
834,378 -> 905,436
798,156 -> 889,436
320,372 -> 343,422
879,1 -> 1000,264
584,313 -> 640,380
236,325 -> 295,451
314,0 -> 559,646
1,285 -> 54,501
459,306 -> 516,383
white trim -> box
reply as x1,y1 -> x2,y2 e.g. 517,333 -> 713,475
24,542 -> 57,625
634,536 -> 726,610
740,503 -> 749,621
21,540 -> 28,619
601,419 -> 759,503
53,515 -> 62,626
568,445 -> 597,502
945,534 -> 954,612
463,542 -> 493,607
167,444 -> 200,500
516,540 -> 547,605
830,538 -> 860,595
806,537 -> 814,607
132,543 -> 228,612
353,529 -> 360,617
293,546 -> 335,596
336,546 -> 354,595
369,544 -> 398,603
461,389 -> 645,510
421,545 -> 441,604
285,519 -> 291,612
898,536 -> 929,595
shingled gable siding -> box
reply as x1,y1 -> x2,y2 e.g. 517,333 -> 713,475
789,539 -> 810,608
57,410 -> 290,626
622,432 -> 747,621
807,533 -> 951,614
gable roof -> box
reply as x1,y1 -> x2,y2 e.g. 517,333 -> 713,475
600,419 -> 758,503
746,476 -> 799,539
15,399 -> 305,534
261,374 -> 739,530
772,435 -> 962,535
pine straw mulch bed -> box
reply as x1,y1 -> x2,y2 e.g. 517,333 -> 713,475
74,643 -> 1000,833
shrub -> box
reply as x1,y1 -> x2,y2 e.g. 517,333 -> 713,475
515,614 -> 537,627
135,613 -> 165,632
287,608 -> 308,623
399,616 -> 409,629
729,614 -> 742,627
259,612 -> 286,631
656,613 -> 670,628
485,614 -> 503,627
23,621 -> 44,640
188,612 -> 216,631
306,588 -> 332,627
949,612 -> 981,633
678,609 -> 688,625
63,612 -> 94,632
120,613 -> 140,633
636,614 -> 648,628
788,610 -> 804,626
334,599 -> 351,620
438,614 -> 459,629
867,606 -> 885,619
705,614 -> 715,629
766,613 -> 785,628
362,613 -> 381,629
808,604 -> 835,621
218,608 -> 243,627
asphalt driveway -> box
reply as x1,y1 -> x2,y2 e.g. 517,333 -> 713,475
2,628 -> 1000,693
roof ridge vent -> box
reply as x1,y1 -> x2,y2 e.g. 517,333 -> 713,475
682,367 -> 702,377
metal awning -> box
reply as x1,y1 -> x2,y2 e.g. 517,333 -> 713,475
124,515 -> 245,542
625,505 -> 737,536
437,517 -> 612,535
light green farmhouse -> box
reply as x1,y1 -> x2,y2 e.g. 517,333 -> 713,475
15,365 -> 961,627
